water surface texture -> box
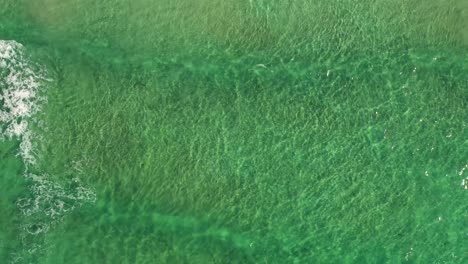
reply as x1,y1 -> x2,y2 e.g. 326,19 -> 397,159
1,1 -> 467,263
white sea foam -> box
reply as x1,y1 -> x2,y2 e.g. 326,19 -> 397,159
1,40 -> 96,262
0,40 -> 45,165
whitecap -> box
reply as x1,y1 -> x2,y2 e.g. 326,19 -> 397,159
1,40 -> 96,263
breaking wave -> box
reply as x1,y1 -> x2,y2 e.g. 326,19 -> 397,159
0,40 -> 96,263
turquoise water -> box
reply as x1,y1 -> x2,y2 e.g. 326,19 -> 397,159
1,1 -> 467,263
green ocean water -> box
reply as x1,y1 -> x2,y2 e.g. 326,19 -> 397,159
0,0 -> 467,263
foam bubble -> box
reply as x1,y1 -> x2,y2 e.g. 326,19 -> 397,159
1,40 -> 96,263
0,40 -> 45,165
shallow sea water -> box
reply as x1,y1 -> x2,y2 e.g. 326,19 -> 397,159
1,1 -> 467,263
